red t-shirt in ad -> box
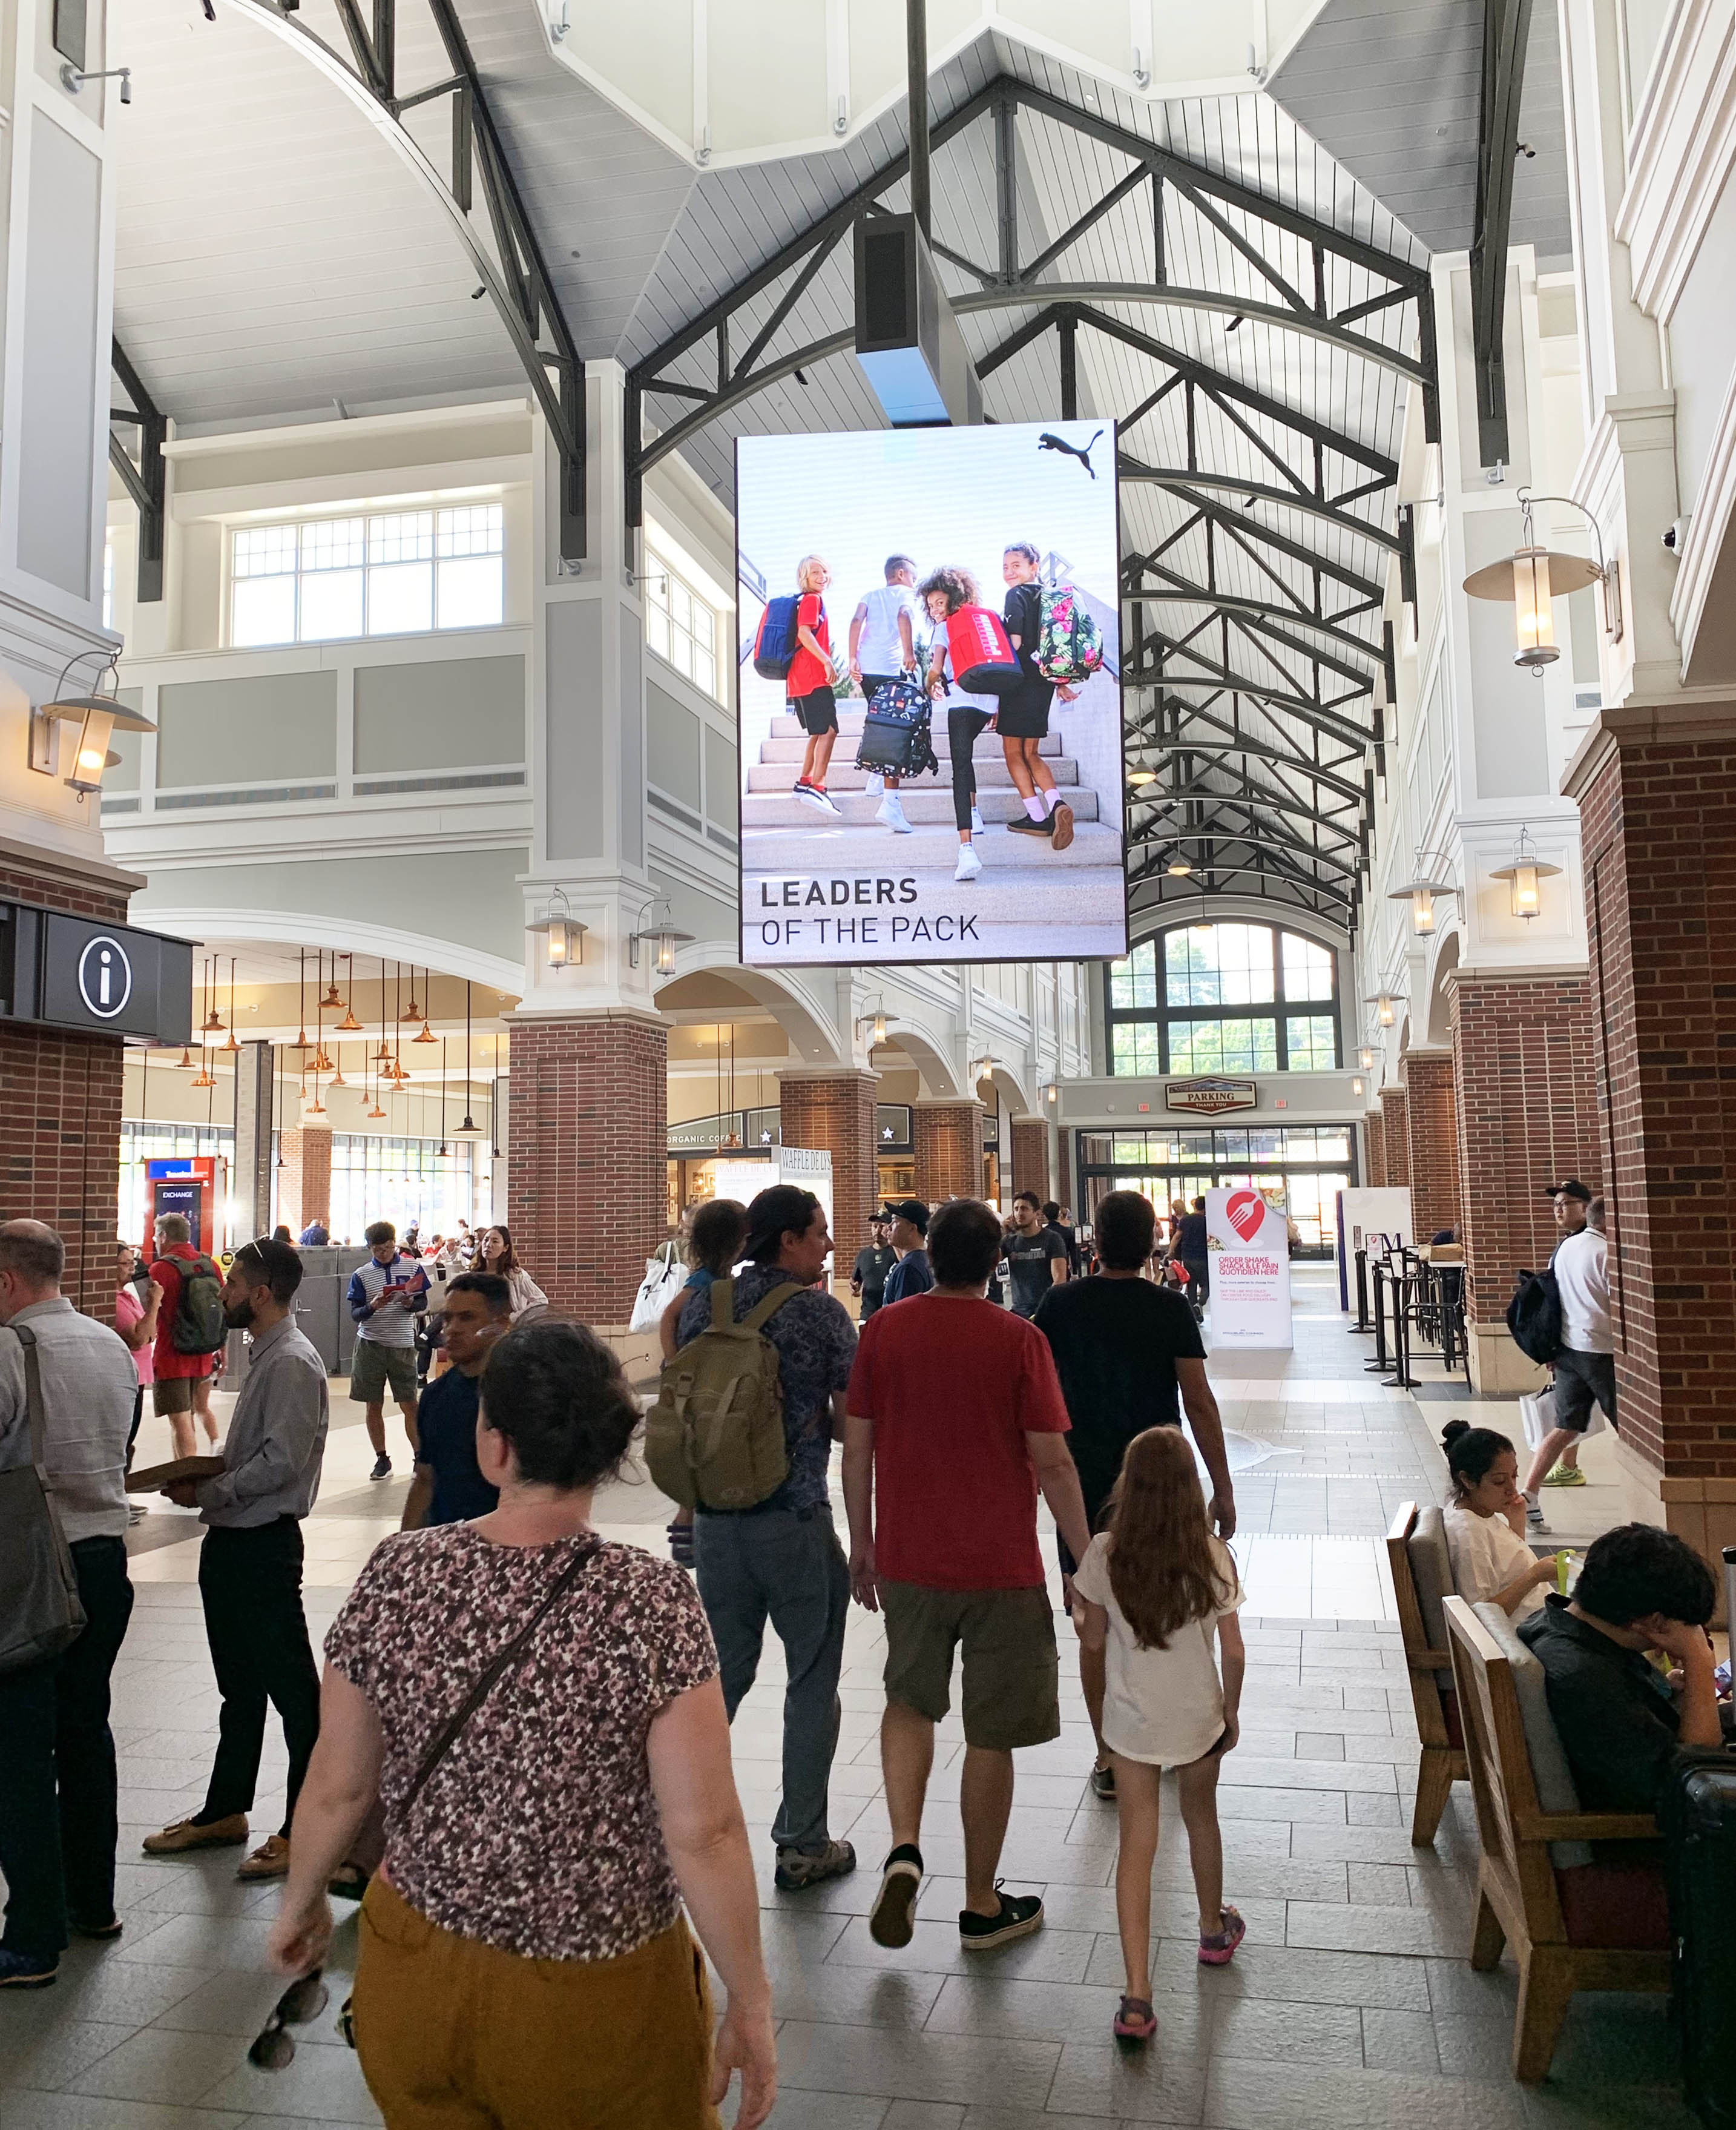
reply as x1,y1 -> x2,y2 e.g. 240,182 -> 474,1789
150,1244 -> 216,1382
786,591 -> 832,700
846,1294 -> 1070,1591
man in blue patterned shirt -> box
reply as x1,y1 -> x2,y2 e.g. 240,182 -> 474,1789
677,1184 -> 858,1891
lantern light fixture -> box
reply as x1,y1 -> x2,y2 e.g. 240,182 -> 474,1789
1352,1076 -> 1365,1098
1365,992 -> 1396,1027
528,888 -> 585,968
28,654 -> 155,797
1044,1080 -> 1060,1106
1387,857 -> 1456,937
1461,489 -> 1620,675
1358,1044 -> 1375,1073
856,1000 -> 889,1049
1490,827 -> 1563,921
629,895 -> 695,974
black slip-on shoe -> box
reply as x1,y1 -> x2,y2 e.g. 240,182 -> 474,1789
868,1844 -> 923,1948
958,1888 -> 1044,1950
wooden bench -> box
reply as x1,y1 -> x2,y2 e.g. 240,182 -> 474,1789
1386,1500 -> 1467,1844
1443,1595 -> 1669,2080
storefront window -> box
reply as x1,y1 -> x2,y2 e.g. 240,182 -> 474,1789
1074,1123 -> 1356,1250
119,1122 -> 234,1249
1107,922 -> 1341,1075
326,1135 -> 484,1245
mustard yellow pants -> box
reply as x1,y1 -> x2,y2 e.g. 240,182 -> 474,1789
352,1874 -> 719,2128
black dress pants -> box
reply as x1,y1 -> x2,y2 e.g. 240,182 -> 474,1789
196,1518 -> 321,1836
0,1535 -> 134,1956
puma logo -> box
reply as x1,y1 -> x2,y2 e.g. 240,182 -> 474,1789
1037,428 -> 1105,479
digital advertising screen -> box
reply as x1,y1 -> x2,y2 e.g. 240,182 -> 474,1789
735,419 -> 1128,970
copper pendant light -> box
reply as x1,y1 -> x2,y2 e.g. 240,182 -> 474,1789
221,955 -> 242,1052
288,947 -> 311,1052
412,968 -> 438,1043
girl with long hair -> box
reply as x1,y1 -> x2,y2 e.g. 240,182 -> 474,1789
1071,1426 -> 1247,2043
478,1225 -> 548,1323
1440,1420 -> 1559,1618
999,541 -> 1078,850
916,565 -> 993,883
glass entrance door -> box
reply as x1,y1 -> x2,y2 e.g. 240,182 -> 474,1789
1077,1124 -> 1356,1253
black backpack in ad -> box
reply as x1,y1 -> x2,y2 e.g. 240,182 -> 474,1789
855,679 -> 938,780
1505,1255 -> 1562,1365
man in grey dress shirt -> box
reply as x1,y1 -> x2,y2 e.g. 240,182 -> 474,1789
143,1236 -> 328,1884
0,1221 -> 138,1989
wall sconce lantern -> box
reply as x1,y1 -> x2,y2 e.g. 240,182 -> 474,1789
1358,1045 -> 1375,1072
29,656 -> 155,798
528,889 -> 586,968
1387,862 -> 1455,937
1366,992 -> 1396,1028
1490,828 -> 1562,921
629,896 -> 695,974
1462,489 -> 1620,673
1352,1076 -> 1365,1098
1044,1080 -> 1060,1106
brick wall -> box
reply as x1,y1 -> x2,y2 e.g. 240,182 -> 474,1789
913,1100 -> 983,1202
1363,1107 -> 1387,1189
1404,1051 -> 1462,1241
0,865 -> 132,1319
508,1014 -> 668,1325
275,1126 -> 332,1239
1450,971 -> 1600,1336
1010,1116 -> 1050,1203
1378,1085 -> 1410,1187
778,1072 -> 878,1245
1579,733 -> 1736,1480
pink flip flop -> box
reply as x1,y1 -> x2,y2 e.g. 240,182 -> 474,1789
1198,1905 -> 1246,1966
1113,1995 -> 1158,2041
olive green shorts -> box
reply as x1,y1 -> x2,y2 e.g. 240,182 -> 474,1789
350,1337 -> 418,1406
880,1579 -> 1059,1751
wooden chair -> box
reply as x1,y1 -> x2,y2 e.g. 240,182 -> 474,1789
1386,1501 -> 1467,1844
1443,1597 -> 1669,2081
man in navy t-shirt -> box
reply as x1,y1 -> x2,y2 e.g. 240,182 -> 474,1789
401,1273 -> 511,1529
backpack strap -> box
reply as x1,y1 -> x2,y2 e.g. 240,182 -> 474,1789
708,1273 -> 734,1329
742,1279 -> 804,1333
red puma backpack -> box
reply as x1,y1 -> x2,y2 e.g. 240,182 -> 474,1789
945,605 -> 1021,694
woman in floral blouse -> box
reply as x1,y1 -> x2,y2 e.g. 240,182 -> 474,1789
266,1316 -> 775,2128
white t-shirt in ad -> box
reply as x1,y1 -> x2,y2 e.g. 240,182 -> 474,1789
1071,1531 -> 1244,1766
1444,1502 -> 1547,1619
1553,1228 -> 1614,1353
856,584 -> 919,676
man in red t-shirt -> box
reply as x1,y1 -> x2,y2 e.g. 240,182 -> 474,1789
149,1215 -> 221,1462
785,554 -> 843,816
843,1196 -> 1090,1956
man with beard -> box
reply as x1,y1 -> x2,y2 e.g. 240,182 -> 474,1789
143,1237 -> 328,1885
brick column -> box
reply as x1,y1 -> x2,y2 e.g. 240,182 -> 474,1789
508,1013 -> 668,1325
913,1098 -> 984,1202
0,863 -> 131,1321
1450,971 -> 1600,1393
277,1124 -> 332,1241
1404,1050 -> 1462,1241
1363,1107 -> 1387,1189
778,1070 -> 878,1242
1378,1086 -> 1410,1187
1010,1115 -> 1050,1202
1577,725 -> 1736,1575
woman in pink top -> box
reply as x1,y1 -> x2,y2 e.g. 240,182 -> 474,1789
113,1242 -> 160,1474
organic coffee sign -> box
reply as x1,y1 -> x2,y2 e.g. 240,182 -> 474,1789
1165,1077 -> 1257,1116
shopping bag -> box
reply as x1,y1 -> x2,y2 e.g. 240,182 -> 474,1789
628,1242 -> 686,1331
1518,1386 -> 1556,1450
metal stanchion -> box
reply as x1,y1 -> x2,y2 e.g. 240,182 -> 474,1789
1353,1247 -> 1372,1333
1385,1264 -> 1420,1389
1365,1259 -> 1390,1373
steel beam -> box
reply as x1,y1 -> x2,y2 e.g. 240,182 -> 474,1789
1471,0 -> 1533,468
110,339 -> 165,604
1117,456 -> 1399,554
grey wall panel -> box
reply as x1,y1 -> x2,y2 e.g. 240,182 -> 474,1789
545,598 -> 602,861
647,678 -> 701,806
18,116 -> 101,598
354,655 -> 527,773
156,671 -> 338,788
620,625 -> 645,868
705,725 -> 738,831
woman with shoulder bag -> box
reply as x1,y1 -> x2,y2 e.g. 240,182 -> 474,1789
266,1316 -> 776,2128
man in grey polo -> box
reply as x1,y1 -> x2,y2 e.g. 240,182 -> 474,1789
0,1221 -> 138,1989
143,1237 -> 327,1884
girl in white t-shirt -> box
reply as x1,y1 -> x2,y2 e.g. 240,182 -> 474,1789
1072,1426 -> 1247,2044
1440,1422 -> 1560,1619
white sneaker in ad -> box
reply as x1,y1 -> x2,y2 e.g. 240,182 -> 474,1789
798,783 -> 840,815
955,845 -> 983,881
864,773 -> 885,797
877,795 -> 913,833
971,806 -> 985,835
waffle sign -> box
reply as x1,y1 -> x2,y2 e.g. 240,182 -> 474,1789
1165,1078 -> 1257,1116
1204,1186 -> 1293,1349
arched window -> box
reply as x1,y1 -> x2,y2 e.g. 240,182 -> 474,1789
1106,922 -> 1340,1075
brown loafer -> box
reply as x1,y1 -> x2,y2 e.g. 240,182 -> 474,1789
237,1835 -> 291,1882
143,1813 -> 248,1858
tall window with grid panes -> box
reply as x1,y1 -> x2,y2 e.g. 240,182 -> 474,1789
1106,922 -> 1339,1076
643,544 -> 720,702
230,503 -> 505,646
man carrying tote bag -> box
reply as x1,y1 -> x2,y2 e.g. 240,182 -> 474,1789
0,1220 -> 139,1989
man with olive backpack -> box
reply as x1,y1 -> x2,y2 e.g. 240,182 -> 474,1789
148,1214 -> 225,1462
653,1183 -> 858,1892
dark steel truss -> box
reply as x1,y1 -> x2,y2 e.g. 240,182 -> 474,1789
233,0 -> 587,559
110,340 -> 165,605
624,68 -> 1436,934
1471,0 -> 1533,469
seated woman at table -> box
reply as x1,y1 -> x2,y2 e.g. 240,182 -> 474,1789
1441,1421 -> 1558,1619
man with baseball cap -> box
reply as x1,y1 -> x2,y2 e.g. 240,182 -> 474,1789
880,1200 -> 933,1307
1521,1181 -> 1614,1529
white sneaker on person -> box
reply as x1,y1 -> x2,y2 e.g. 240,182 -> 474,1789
864,773 -> 885,797
877,794 -> 913,833
971,806 -> 985,835
1525,1491 -> 1548,1531
955,844 -> 982,881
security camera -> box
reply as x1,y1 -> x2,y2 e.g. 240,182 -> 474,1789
1663,516 -> 1691,554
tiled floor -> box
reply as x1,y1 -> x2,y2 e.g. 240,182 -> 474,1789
0,1268 -> 1689,2128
